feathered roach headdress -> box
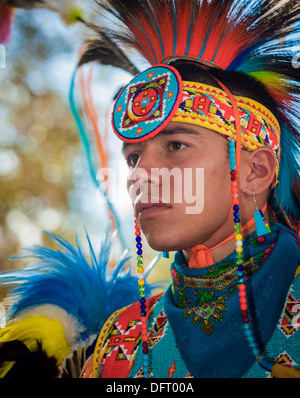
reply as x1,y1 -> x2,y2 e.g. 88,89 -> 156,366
74,0 -> 300,232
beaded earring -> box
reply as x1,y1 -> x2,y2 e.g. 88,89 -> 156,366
252,192 -> 271,237
134,218 -> 150,378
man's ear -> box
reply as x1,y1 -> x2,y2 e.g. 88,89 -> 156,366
239,147 -> 277,196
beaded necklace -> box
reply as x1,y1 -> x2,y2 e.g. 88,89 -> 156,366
229,139 -> 276,372
134,219 -> 150,378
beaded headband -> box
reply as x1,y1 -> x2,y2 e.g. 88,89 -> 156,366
112,65 -> 281,184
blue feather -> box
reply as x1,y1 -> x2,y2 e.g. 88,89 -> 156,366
0,231 -> 160,342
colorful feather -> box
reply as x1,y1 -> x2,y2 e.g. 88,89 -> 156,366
1,230 -> 156,335
0,230 -> 159,376
69,68 -> 127,250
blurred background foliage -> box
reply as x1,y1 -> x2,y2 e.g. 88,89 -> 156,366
0,7 -> 171,299
0,10 -> 89,273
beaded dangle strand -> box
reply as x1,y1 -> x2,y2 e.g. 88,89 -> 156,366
229,140 -> 275,373
134,218 -> 150,378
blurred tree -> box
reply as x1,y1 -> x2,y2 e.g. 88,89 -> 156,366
0,10 -> 87,275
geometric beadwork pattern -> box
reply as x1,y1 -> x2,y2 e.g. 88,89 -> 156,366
103,319 -> 141,362
112,65 -> 182,142
279,294 -> 300,337
148,310 -> 168,347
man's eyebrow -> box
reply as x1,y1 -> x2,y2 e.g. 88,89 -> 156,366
159,126 -> 202,137
122,126 -> 203,153
122,141 -> 138,154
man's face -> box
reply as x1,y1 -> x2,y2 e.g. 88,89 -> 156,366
123,122 -> 233,251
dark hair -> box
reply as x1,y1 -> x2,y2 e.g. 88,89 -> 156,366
169,59 -> 281,121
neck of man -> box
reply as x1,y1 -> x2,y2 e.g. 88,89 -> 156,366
182,207 -> 270,268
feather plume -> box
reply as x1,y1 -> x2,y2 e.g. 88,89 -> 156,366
78,29 -> 139,76
0,230 -> 157,344
93,0 -> 300,125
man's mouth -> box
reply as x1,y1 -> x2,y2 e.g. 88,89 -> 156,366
135,201 -> 172,220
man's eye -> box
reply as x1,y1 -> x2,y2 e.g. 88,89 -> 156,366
169,142 -> 187,151
127,153 -> 140,167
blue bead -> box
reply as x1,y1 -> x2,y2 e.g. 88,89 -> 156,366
140,310 -> 146,317
140,304 -> 146,311
140,297 -> 146,304
233,211 -> 240,217
238,264 -> 244,272
233,204 -> 239,211
253,348 -> 261,356
234,217 -> 240,223
244,329 -> 252,337
229,141 -> 235,147
137,249 -> 143,255
135,236 -> 142,243
136,242 -> 142,249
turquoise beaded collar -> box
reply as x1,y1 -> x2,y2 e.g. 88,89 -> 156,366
163,222 -> 300,377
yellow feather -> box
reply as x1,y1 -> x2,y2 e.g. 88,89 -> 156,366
0,361 -> 15,378
0,316 -> 72,365
248,71 -> 291,92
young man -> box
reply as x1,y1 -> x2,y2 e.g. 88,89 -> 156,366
0,0 -> 299,379
80,60 -> 300,378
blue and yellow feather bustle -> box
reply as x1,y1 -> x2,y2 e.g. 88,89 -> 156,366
0,231 -> 157,378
